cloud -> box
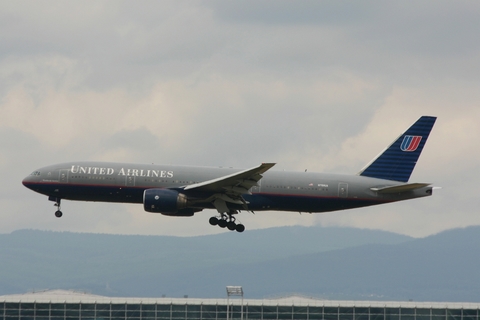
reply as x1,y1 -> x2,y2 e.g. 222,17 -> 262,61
1,1 -> 480,237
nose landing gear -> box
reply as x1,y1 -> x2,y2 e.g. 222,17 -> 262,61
209,211 -> 245,233
50,197 -> 63,218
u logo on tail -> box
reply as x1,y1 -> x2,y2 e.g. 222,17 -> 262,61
400,135 -> 422,152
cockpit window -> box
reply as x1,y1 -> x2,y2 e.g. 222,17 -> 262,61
30,171 -> 41,176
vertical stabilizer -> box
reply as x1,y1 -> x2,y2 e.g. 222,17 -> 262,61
358,116 -> 436,182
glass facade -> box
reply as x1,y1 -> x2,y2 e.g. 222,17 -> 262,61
0,302 -> 478,320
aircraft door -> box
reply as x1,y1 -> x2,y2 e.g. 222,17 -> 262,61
338,183 -> 348,198
126,176 -> 135,187
59,169 -> 69,183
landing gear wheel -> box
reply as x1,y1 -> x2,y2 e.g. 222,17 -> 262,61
227,221 -> 237,231
55,210 -> 63,218
209,217 -> 219,226
209,210 -> 246,232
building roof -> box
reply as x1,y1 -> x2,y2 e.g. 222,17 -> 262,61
1,290 -> 479,310
0,290 -> 480,309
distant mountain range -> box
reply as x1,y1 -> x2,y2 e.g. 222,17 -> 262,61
1,226 -> 480,302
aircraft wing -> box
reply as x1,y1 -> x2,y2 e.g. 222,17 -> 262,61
183,163 -> 275,212
184,163 -> 275,194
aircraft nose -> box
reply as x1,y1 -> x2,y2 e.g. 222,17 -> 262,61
22,175 -> 33,188
22,171 -> 40,189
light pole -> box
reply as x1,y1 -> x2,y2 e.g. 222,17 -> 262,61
226,286 -> 243,320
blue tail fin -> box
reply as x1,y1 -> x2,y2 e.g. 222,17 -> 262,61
359,116 -> 436,182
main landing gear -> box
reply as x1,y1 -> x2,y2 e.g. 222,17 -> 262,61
209,211 -> 245,233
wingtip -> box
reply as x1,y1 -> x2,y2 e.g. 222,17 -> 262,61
261,162 -> 276,168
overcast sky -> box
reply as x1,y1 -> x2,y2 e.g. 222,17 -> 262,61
1,1 -> 479,237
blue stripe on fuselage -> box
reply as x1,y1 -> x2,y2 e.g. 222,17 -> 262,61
23,181 -> 387,213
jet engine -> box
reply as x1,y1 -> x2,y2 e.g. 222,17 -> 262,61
143,189 -> 194,216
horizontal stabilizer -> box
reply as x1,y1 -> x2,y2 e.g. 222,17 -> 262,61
371,183 -> 431,194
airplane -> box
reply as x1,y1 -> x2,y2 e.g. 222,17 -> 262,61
22,116 -> 436,233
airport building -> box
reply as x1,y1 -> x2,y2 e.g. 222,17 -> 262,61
1,290 -> 479,320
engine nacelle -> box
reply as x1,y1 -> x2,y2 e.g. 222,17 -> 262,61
160,209 -> 195,217
143,189 -> 192,216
